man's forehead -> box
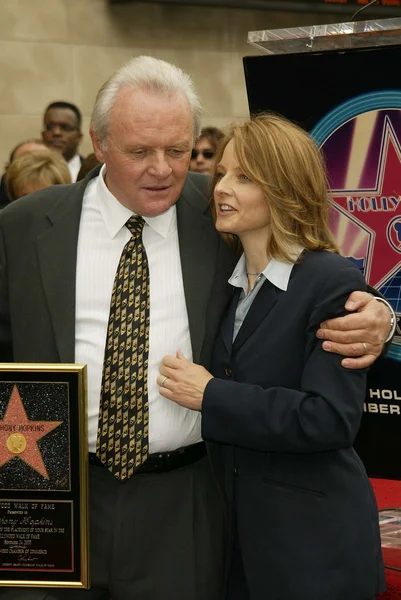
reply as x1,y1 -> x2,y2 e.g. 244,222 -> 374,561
108,91 -> 193,145
113,88 -> 192,122
44,108 -> 78,124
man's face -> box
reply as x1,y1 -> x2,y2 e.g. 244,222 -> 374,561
42,108 -> 82,161
91,89 -> 193,217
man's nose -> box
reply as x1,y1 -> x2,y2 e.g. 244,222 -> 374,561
50,125 -> 64,136
149,154 -> 173,178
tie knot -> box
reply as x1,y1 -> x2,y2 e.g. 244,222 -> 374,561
126,215 -> 145,238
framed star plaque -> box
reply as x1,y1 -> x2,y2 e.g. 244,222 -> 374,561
0,364 -> 89,588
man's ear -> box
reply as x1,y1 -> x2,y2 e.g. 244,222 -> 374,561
90,128 -> 106,163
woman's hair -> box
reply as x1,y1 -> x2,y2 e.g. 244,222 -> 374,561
211,113 -> 338,262
91,55 -> 202,147
197,126 -> 224,152
6,148 -> 71,201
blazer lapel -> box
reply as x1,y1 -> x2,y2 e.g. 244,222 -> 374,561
36,170 -> 100,362
220,287 -> 241,357
176,179 -> 219,364
233,279 -> 279,353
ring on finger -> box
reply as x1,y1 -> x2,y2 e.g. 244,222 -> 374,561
362,342 -> 367,355
161,376 -> 169,387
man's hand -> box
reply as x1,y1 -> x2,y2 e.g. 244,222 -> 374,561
316,291 -> 391,369
157,351 -> 213,411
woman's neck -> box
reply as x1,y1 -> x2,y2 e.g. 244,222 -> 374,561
239,233 -> 269,276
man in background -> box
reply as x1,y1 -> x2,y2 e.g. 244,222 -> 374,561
42,101 -> 83,181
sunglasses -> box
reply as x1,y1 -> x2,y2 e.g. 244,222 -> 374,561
191,149 -> 215,160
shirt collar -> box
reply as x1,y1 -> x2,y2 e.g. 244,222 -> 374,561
68,154 -> 81,169
67,154 -> 82,181
95,164 -> 175,239
229,249 -> 303,293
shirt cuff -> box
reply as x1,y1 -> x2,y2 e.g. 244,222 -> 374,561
373,296 -> 396,343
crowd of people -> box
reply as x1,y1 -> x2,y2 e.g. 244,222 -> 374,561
0,102 -> 224,209
0,55 -> 395,600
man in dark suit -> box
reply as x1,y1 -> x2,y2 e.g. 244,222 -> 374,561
0,56 -> 393,600
42,101 -> 84,182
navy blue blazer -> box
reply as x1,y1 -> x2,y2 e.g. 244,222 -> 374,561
202,250 -> 385,600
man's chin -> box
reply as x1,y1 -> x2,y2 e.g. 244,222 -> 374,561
140,196 -> 178,217
48,145 -> 66,157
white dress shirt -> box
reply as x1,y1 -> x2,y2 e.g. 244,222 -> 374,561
67,154 -> 82,182
75,166 -> 201,453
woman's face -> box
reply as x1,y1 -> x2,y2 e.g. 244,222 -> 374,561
189,137 -> 215,175
214,140 -> 270,238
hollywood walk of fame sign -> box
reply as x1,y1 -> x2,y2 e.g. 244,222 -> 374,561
330,116 -> 401,292
314,102 -> 401,478
0,364 -> 89,589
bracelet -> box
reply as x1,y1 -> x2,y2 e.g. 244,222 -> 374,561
373,296 -> 396,343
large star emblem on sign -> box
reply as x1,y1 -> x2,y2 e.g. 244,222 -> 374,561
331,117 -> 401,288
0,385 -> 62,479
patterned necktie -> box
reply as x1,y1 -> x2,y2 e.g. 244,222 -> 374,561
96,215 -> 150,481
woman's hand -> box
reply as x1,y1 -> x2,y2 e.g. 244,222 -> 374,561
157,351 -> 213,411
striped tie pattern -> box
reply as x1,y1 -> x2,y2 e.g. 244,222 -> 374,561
96,215 -> 150,481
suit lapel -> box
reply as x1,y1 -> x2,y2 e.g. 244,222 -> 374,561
36,170 -> 100,362
233,279 -> 279,353
220,287 -> 241,357
176,178 -> 219,364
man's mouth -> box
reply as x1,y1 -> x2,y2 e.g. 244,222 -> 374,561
144,186 -> 171,192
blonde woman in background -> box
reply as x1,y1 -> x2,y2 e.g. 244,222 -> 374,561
159,114 -> 385,600
6,148 -> 71,201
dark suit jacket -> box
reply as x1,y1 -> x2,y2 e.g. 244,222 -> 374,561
202,250 -> 385,600
0,173 -> 10,209
0,166 -> 236,370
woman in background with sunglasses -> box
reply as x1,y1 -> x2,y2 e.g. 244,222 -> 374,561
190,126 -> 224,175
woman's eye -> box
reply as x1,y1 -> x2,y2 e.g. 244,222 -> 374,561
239,174 -> 250,182
215,172 -> 224,180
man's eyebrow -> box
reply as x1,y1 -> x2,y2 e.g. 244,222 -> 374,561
167,143 -> 191,149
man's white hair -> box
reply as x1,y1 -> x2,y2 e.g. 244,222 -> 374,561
90,55 -> 202,145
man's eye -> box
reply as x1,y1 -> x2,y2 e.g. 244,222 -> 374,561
168,148 -> 185,157
131,150 -> 147,157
